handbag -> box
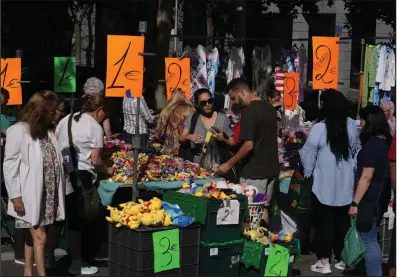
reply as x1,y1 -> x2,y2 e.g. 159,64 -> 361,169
67,114 -> 101,221
178,112 -> 199,162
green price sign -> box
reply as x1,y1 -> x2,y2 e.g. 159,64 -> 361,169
152,229 -> 180,273
54,57 -> 76,93
264,244 -> 290,277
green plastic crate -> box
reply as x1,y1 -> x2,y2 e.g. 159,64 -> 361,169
163,191 -> 248,242
199,240 -> 244,277
240,240 -> 300,276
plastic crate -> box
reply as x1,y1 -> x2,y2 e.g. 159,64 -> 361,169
108,224 -> 200,274
108,261 -> 199,277
240,240 -> 299,276
198,240 -> 244,277
163,191 -> 248,242
379,215 -> 393,262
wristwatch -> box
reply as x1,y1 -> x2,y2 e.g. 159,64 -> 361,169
351,201 -> 358,207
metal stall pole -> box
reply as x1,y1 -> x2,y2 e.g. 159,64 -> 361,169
356,38 -> 365,120
173,0 -> 179,55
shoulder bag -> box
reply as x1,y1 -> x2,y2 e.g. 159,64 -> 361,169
67,114 -> 101,221
178,112 -> 199,162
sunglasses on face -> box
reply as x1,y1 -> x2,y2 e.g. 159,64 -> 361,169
199,98 -> 214,107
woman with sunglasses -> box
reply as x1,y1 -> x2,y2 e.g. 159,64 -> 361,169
179,88 -> 235,164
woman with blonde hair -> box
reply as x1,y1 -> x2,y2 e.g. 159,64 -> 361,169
156,89 -> 195,155
4,91 -> 65,276
380,99 -> 396,136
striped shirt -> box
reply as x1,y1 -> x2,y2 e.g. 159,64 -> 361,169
274,66 -> 285,101
122,97 -> 155,135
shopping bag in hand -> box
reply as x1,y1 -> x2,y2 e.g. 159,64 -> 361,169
199,141 -> 221,172
340,217 -> 366,266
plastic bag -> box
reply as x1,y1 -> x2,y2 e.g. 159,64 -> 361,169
340,218 -> 366,266
199,141 -> 221,171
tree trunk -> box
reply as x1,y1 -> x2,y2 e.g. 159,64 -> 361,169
154,0 -> 173,110
74,22 -> 82,61
206,3 -> 214,45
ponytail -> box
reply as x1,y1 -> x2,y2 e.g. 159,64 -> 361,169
74,95 -> 89,122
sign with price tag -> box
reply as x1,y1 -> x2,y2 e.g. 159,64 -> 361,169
165,58 -> 191,100
106,35 -> 144,98
152,229 -> 180,273
264,244 -> 289,277
216,199 -> 240,225
1,58 -> 22,105
283,72 -> 299,111
312,37 -> 340,90
54,57 -> 76,93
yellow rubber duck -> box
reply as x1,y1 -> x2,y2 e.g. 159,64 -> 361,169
129,219 -> 141,229
149,197 -> 162,211
163,213 -> 172,227
152,209 -> 165,225
140,213 -> 154,226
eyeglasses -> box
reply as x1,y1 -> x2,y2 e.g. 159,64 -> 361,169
199,98 -> 214,107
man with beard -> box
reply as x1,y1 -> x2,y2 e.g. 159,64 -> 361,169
216,78 -> 279,223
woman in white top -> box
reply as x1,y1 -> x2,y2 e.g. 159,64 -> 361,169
4,91 -> 65,276
83,77 -> 112,137
56,93 -> 112,275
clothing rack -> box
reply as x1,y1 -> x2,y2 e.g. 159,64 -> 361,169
356,36 -> 396,120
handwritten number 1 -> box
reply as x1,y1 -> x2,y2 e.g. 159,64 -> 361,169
1,63 -> 8,88
1,63 -> 18,89
57,59 -> 71,87
108,42 -> 131,89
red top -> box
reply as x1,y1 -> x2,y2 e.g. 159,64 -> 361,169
232,122 -> 241,145
389,135 -> 396,161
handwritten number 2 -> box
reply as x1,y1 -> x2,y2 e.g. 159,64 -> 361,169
222,209 -> 231,222
167,63 -> 182,92
159,237 -> 177,267
285,77 -> 296,108
315,44 -> 333,84
269,250 -> 283,276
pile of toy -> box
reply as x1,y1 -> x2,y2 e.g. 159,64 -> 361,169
243,227 -> 293,245
178,182 -> 237,199
140,155 -> 212,182
106,197 -> 195,229
103,137 -> 129,150
216,181 -> 267,203
108,151 -> 150,183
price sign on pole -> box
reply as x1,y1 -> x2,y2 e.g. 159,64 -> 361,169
1,58 -> 22,105
283,72 -> 299,111
152,229 -> 180,273
54,57 -> 76,93
312,36 -> 340,90
216,199 -> 240,225
165,58 -> 191,100
264,244 -> 290,277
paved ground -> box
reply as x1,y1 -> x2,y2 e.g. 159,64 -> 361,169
1,243 -> 345,277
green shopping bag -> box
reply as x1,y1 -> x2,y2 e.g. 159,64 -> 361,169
340,218 -> 366,266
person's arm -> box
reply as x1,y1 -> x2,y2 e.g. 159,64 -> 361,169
213,115 -> 236,147
103,118 -> 112,137
179,126 -> 203,144
140,98 -> 155,124
225,140 -> 253,167
353,167 -> 375,204
90,124 -> 112,175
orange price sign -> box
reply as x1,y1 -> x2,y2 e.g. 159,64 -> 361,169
283,72 -> 299,111
165,58 -> 191,100
106,35 -> 144,98
312,36 -> 340,90
1,58 -> 22,105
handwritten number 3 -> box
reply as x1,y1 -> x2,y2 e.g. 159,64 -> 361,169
285,77 -> 296,108
315,45 -> 333,84
159,237 -> 177,267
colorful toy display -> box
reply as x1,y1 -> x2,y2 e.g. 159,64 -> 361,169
109,151 -> 150,183
178,182 -> 237,199
216,181 -> 267,203
105,197 -> 195,229
243,227 -> 293,245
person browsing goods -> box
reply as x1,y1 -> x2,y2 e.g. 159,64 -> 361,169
216,78 -> 279,223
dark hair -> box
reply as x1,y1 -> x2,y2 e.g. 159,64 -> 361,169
56,94 -> 65,107
359,106 -> 391,146
320,89 -> 350,162
224,78 -> 251,94
193,88 -> 212,105
1,88 -> 10,99
74,94 -> 107,122
266,89 -> 281,100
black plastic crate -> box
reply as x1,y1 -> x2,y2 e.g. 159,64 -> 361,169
109,261 -> 199,277
109,223 -> 200,251
108,224 -> 200,272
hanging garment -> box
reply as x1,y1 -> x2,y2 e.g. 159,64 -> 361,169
206,47 -> 220,97
296,49 -> 307,103
376,45 -> 396,92
252,46 -> 272,99
362,45 -> 379,108
372,45 -> 383,106
274,66 -> 285,101
226,47 -> 245,84
188,45 -> 208,102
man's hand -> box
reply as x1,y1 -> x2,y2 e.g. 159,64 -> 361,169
186,134 -> 203,144
12,197 -> 25,217
215,162 -> 232,175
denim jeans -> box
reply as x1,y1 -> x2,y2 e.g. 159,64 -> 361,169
360,220 -> 382,276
